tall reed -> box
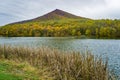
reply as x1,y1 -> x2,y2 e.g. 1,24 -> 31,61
0,45 -> 115,80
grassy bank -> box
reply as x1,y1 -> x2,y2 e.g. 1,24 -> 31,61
0,59 -> 44,80
0,45 -> 115,80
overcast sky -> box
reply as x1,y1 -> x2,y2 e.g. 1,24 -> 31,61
0,0 -> 120,26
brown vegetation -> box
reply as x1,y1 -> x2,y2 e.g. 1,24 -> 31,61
0,45 -> 115,80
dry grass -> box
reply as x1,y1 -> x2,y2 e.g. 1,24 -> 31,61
0,45 -> 115,80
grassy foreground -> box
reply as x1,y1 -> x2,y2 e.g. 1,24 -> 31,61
0,45 -> 115,80
0,59 -> 43,80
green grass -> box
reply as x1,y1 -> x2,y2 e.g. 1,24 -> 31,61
0,59 -> 42,80
0,45 -> 116,80
0,72 -> 23,80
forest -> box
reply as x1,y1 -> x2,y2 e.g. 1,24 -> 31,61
0,19 -> 120,38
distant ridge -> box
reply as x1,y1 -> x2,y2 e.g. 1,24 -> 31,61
10,9 -> 87,24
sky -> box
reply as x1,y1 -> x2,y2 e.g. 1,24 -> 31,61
0,0 -> 120,26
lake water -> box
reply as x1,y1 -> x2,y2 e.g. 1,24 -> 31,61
0,37 -> 120,77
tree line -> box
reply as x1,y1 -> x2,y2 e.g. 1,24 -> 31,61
0,19 -> 120,38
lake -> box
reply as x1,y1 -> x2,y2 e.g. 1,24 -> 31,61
0,37 -> 120,76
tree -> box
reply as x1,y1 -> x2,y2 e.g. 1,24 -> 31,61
95,28 -> 99,38
85,29 -> 91,37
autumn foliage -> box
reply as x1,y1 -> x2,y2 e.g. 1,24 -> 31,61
0,19 -> 120,38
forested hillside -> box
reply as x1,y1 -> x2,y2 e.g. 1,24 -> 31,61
0,9 -> 120,38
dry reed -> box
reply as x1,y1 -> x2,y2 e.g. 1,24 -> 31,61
0,45 -> 115,80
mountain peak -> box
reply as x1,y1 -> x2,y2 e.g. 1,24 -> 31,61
10,9 -> 87,24
53,9 -> 64,12
34,9 -> 83,21
52,9 -> 69,14
54,9 -> 61,11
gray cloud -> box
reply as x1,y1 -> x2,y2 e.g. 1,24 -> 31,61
0,0 -> 120,26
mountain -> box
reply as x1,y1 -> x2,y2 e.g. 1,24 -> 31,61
0,9 -> 120,38
12,9 -> 87,24
34,9 -> 84,20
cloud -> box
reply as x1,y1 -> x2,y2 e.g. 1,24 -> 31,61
0,0 -> 120,26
